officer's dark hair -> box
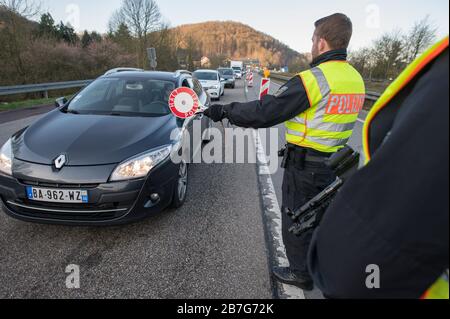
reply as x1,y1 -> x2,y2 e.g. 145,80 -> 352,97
314,13 -> 353,50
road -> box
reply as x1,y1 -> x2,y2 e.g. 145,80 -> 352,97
0,74 -> 367,299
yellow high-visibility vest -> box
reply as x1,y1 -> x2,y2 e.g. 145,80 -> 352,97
286,61 -> 366,153
362,37 -> 449,300
422,272 -> 449,300
364,37 -> 449,163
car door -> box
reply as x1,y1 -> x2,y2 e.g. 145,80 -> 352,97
217,72 -> 225,94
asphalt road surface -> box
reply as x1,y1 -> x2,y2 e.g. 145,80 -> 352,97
0,75 -> 367,299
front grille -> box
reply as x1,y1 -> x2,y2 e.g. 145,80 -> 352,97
6,199 -> 131,222
20,179 -> 99,189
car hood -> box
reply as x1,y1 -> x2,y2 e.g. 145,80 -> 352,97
199,80 -> 219,87
13,110 -> 177,166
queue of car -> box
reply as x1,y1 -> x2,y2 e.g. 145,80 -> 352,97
193,65 -> 246,101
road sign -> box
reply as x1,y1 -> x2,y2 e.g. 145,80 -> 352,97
147,48 -> 157,70
259,78 -> 271,100
168,87 -> 200,119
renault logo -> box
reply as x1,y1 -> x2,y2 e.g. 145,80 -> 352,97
54,154 -> 67,169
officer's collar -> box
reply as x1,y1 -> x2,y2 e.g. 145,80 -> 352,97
311,49 -> 348,67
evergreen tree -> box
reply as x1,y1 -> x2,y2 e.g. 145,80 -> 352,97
81,30 -> 92,48
37,13 -> 57,38
56,22 -> 78,45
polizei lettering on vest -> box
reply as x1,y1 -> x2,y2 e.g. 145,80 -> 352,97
326,94 -> 366,115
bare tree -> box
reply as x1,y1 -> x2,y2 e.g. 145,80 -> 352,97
0,0 -> 41,83
110,0 -> 162,68
370,30 -> 404,80
0,0 -> 41,18
403,16 -> 437,63
349,47 -> 373,79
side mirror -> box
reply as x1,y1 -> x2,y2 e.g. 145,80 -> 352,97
196,103 -> 209,115
55,97 -> 68,108
220,78 -> 226,82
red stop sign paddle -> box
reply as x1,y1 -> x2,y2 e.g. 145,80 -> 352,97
168,87 -> 200,119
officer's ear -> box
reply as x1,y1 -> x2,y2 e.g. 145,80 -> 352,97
318,37 -> 331,55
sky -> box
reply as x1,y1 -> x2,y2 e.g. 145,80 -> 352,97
41,0 -> 449,53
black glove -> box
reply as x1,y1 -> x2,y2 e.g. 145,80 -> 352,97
204,104 -> 225,122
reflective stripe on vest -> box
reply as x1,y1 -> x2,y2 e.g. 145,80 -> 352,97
363,37 -> 449,163
286,61 -> 366,153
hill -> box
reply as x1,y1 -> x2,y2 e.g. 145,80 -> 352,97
172,21 -> 310,68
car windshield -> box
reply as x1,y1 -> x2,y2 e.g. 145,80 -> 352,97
232,67 -> 241,72
66,78 -> 175,117
219,69 -> 234,76
194,72 -> 218,81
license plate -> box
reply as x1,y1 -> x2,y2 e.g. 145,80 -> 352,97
26,186 -> 89,204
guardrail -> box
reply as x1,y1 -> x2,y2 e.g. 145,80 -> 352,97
0,80 -> 93,98
269,73 -> 382,102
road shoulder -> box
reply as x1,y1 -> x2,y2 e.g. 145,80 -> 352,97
0,104 -> 53,125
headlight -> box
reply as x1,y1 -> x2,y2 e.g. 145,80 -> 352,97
110,145 -> 172,182
0,139 -> 13,176
212,85 -> 220,90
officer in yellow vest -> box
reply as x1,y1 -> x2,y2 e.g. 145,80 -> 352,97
308,37 -> 449,298
204,13 -> 365,290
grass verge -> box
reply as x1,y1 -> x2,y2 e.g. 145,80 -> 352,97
0,96 -> 73,112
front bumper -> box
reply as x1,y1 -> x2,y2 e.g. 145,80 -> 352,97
224,79 -> 235,87
206,88 -> 221,98
0,158 -> 179,226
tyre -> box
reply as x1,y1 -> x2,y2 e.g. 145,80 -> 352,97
171,160 -> 188,208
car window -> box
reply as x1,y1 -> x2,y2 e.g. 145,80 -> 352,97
75,78 -> 111,105
181,78 -> 192,88
186,78 -> 195,89
67,78 -> 176,117
219,69 -> 234,76
193,72 -> 219,81
192,78 -> 207,105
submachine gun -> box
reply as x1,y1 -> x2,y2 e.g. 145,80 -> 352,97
288,145 -> 360,237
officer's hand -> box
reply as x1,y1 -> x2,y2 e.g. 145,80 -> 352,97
204,104 -> 225,122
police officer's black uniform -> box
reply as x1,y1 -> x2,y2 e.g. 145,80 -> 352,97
308,46 -> 449,298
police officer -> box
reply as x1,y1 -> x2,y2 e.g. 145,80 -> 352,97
308,37 -> 449,298
204,13 -> 365,290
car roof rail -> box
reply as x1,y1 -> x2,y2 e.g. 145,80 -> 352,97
174,70 -> 192,77
104,68 -> 144,76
